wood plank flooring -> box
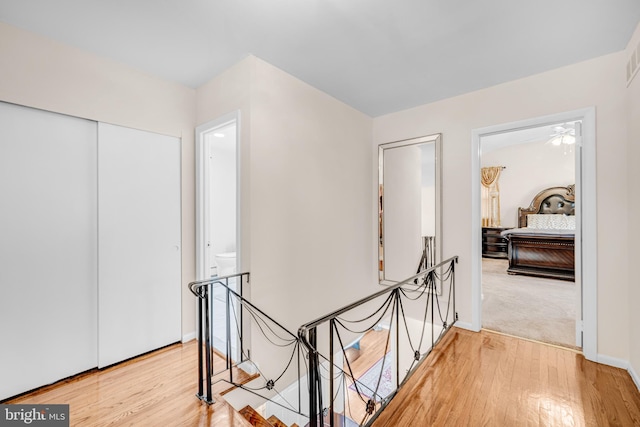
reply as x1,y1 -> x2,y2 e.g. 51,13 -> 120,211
372,328 -> 640,427
5,328 -> 640,426
5,341 -> 253,427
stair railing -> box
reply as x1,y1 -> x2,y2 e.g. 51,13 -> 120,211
189,272 -> 310,424
189,272 -> 250,404
298,256 -> 458,427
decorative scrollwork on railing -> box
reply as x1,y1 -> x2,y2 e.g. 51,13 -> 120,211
189,272 -> 310,422
190,256 -> 458,427
299,256 -> 458,427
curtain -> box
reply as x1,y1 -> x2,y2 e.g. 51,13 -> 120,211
481,166 -> 503,227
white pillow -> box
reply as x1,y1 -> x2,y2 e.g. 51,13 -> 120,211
527,214 -> 575,230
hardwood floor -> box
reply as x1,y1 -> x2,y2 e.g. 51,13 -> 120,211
5,329 -> 640,426
372,328 -> 640,427
5,341 -> 253,427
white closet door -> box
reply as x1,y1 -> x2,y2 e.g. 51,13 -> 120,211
98,123 -> 181,368
0,102 -> 98,400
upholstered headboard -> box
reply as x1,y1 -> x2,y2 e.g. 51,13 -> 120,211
517,184 -> 575,228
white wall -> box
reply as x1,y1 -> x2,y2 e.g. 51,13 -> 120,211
373,51 -> 629,360
481,141 -> 575,228
0,22 -> 198,338
625,23 -> 640,386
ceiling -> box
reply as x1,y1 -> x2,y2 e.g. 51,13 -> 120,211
1,0 -> 640,117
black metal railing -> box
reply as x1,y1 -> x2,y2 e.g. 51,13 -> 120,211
189,256 -> 458,426
189,273 -> 250,404
189,273 -> 310,425
298,256 -> 458,427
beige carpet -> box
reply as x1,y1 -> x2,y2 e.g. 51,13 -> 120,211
482,258 -> 578,349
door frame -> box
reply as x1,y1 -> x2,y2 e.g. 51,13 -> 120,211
195,111 -> 242,281
470,107 -> 597,361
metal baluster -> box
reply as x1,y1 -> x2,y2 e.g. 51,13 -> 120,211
308,327 -> 318,427
329,320 -> 335,427
227,279 -> 233,382
197,287 -> 204,399
431,271 -> 435,350
395,289 -> 400,390
204,285 -> 214,404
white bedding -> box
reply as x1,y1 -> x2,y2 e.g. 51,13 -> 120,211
526,213 -> 575,230
501,227 -> 575,237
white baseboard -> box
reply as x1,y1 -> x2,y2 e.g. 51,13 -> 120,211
597,353 -> 629,370
454,321 -> 479,332
182,331 -> 196,343
629,363 -> 640,392
598,354 -> 640,393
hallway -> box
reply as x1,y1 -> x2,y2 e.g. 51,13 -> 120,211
373,328 -> 640,426
7,328 -> 640,426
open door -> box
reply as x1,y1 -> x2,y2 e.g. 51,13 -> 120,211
196,112 -> 242,363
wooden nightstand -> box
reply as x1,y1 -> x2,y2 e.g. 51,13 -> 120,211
482,227 -> 511,259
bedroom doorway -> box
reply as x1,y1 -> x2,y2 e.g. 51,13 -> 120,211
480,123 -> 579,349
471,108 -> 598,360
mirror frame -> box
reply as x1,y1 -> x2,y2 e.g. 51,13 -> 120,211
378,133 -> 442,285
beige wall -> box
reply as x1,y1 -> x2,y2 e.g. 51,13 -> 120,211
196,56 -> 254,282
194,57 -> 375,382
0,22 -> 198,337
249,57 -> 375,329
625,23 -> 640,384
373,52 -> 630,359
197,57 -> 376,327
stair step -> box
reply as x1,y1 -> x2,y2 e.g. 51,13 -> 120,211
212,366 -> 260,395
267,415 -> 288,427
239,405 -> 274,427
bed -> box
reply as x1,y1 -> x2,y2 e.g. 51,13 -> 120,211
501,185 -> 575,281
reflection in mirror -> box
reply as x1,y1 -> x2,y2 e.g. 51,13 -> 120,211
379,134 -> 441,285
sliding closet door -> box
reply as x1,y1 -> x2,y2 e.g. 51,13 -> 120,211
0,102 -> 98,400
98,123 -> 181,368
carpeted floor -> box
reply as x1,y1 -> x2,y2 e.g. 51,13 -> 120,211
482,258 -> 578,349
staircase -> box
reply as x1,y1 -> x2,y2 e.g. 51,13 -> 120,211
239,405 -> 299,427
190,257 -> 460,427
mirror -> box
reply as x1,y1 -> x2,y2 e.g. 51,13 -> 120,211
378,134 -> 442,285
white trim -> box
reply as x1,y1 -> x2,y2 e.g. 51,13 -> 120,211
596,354 -> 629,370
595,355 -> 640,393
580,108 -> 598,361
453,321 -> 477,332
182,331 -> 197,343
629,363 -> 640,392
471,107 -> 597,361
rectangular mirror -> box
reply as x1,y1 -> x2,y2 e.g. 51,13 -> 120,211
379,134 -> 442,285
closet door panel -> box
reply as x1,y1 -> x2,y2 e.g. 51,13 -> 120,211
98,123 -> 181,368
0,102 -> 98,400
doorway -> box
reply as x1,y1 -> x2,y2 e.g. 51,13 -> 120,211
196,111 -> 241,360
471,108 -> 598,361
479,122 -> 579,349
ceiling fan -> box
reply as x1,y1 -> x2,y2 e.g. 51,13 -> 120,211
547,124 -> 576,146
